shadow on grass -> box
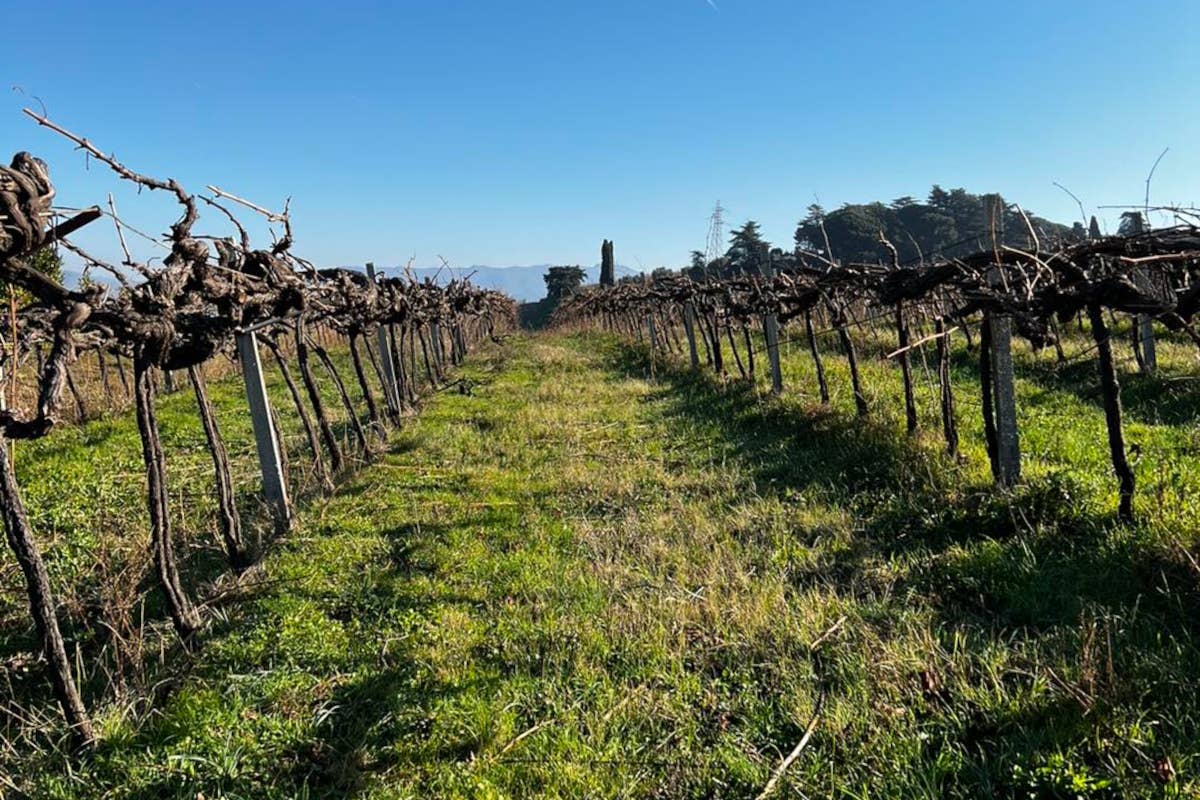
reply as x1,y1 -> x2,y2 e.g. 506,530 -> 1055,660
2,344 -> 518,797
608,343 -> 1197,612
602,341 -> 1200,780
607,345 -> 917,502
282,666 -> 478,796
1025,356 -> 1200,427
92,514 -> 499,799
0,391 -> 471,763
946,339 -> 1200,428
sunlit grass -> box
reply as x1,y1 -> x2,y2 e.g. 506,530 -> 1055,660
2,325 -> 1198,798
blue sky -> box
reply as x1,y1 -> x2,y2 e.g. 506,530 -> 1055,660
4,0 -> 1198,272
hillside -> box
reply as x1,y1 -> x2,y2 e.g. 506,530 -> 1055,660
379,264 -> 639,302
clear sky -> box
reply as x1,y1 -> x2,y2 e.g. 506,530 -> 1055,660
4,0 -> 1198,272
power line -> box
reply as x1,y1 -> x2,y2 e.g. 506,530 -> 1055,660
704,200 -> 725,266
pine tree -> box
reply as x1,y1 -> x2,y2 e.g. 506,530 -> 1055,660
544,265 -> 586,301
726,221 -> 769,275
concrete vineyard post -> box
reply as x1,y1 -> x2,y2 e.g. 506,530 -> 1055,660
763,315 -> 782,393
983,195 -> 1020,487
988,312 -> 1021,487
366,263 -> 402,416
1126,215 -> 1157,374
1138,315 -> 1157,374
237,331 -> 294,533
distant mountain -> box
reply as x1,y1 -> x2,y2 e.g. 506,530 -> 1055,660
374,264 -> 639,302
62,268 -> 122,291
59,263 -> 637,303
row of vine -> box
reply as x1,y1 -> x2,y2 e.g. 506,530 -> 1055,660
0,111 -> 516,748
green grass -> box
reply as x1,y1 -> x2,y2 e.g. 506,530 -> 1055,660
2,326 -> 1200,798
0,344 -> 391,731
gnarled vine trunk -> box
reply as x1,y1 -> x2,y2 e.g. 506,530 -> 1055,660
347,332 -> 383,434
1087,303 -> 1136,522
978,318 -> 1000,481
833,307 -> 867,417
0,435 -> 95,748
267,339 -> 332,493
294,321 -> 344,474
896,302 -> 917,434
935,317 -> 959,456
805,311 -> 830,404
417,325 -> 437,388
187,365 -> 247,570
312,341 -> 371,454
133,355 -> 201,642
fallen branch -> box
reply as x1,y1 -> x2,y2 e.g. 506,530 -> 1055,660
755,688 -> 826,800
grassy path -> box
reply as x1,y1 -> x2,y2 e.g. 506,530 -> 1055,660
16,332 -> 1200,798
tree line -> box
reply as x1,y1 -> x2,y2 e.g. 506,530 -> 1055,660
687,187 -> 1082,278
